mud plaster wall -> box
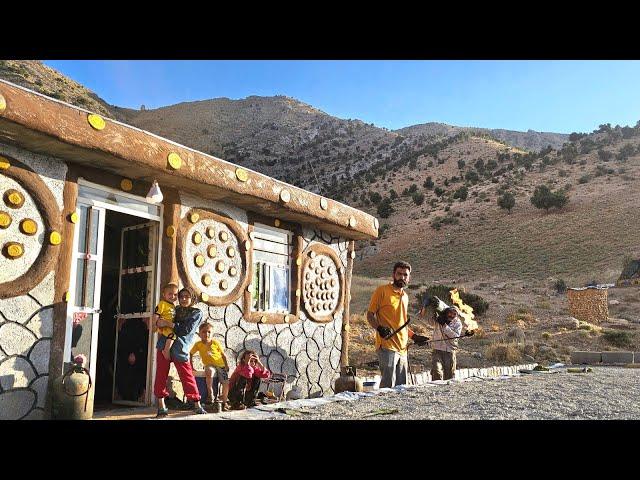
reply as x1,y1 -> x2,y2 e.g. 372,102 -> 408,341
0,142 -> 66,419
167,193 -> 348,399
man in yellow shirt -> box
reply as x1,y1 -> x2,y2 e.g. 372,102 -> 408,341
367,261 -> 428,387
190,322 -> 230,409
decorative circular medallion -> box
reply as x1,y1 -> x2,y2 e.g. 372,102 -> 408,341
87,114 -> 106,131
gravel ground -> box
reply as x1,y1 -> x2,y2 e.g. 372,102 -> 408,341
270,367 -> 640,420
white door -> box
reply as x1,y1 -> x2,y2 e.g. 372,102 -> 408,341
64,202 -> 106,385
112,221 -> 158,406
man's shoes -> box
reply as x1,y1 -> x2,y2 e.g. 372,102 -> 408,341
231,403 -> 246,410
156,407 -> 169,418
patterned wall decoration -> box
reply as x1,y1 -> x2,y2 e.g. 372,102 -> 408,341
177,208 -> 250,306
0,144 -> 67,420
0,154 -> 62,298
301,243 -> 345,323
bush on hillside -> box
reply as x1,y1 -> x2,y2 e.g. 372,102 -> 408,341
416,285 -> 489,316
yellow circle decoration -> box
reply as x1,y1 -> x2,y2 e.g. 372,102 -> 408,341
219,231 -> 228,242
64,292 -> 70,302
243,240 -> 251,250
168,152 -> 182,170
0,211 -> 11,229
274,219 -> 281,227
87,114 -> 106,131
349,216 -> 357,228
296,257 -> 302,266
201,292 -> 209,302
166,225 -> 176,237
20,219 -> 38,235
206,226 -> 215,238
284,315 -> 290,323
189,212 -> 200,223
192,232 -> 202,245
235,168 -> 248,182
0,93 -> 6,112
194,254 -> 205,267
0,157 -> 10,170
295,289 -> 301,297
49,231 -> 62,245
229,266 -> 237,277
70,212 -> 79,224
259,315 -> 267,323
5,189 -> 24,208
226,246 -> 236,258
207,245 -> 218,258
215,260 -> 225,273
120,179 -> 133,191
219,279 -> 228,291
320,198 -> 328,210
202,274 -> 212,286
5,242 -> 24,258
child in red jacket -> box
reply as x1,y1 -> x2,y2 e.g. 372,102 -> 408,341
228,350 -> 271,410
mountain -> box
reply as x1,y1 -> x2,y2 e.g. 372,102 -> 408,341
2,61 -> 637,285
396,123 -> 569,152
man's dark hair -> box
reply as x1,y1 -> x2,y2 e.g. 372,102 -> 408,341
393,261 -> 412,273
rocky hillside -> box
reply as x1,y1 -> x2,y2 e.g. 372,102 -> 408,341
353,125 -> 640,285
0,60 -> 114,118
2,61 -> 637,285
398,123 -> 569,152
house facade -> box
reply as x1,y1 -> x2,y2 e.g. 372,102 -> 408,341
0,80 -> 378,419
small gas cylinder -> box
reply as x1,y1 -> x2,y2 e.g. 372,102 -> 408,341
334,366 -> 363,393
51,363 -> 93,420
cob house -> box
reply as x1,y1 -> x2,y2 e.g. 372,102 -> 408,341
0,79 -> 378,419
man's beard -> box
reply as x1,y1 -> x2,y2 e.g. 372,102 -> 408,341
393,279 -> 407,288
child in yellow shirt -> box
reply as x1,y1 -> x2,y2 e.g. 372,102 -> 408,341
190,322 -> 230,409
156,283 -> 178,360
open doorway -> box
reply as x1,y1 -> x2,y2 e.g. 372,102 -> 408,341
94,210 -> 157,408
65,180 -> 162,414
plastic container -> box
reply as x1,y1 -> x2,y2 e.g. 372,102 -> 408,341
362,380 -> 377,392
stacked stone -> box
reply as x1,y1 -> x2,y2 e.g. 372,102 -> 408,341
567,288 -> 608,323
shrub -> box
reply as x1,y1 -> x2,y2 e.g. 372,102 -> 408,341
554,279 -> 567,294
417,285 -> 489,316
377,197 -> 394,218
412,192 -> 425,205
497,192 -> 515,212
423,177 -> 434,189
486,343 -> 521,363
530,185 -> 569,211
434,186 -> 445,197
453,186 -> 468,201
602,329 -> 633,347
578,174 -> 591,184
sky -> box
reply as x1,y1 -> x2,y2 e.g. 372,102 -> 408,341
45,60 -> 640,134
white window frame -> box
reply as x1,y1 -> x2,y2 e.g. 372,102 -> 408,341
251,223 -> 293,314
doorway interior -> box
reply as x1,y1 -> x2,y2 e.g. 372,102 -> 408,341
65,180 -> 161,412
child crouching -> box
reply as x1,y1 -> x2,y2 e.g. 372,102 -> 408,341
228,350 -> 271,410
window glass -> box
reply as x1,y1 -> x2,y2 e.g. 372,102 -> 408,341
251,223 -> 292,313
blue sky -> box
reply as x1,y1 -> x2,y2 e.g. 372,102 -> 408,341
45,60 -> 640,134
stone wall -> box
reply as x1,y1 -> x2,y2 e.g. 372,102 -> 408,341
0,143 -> 66,419
167,195 -> 347,399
